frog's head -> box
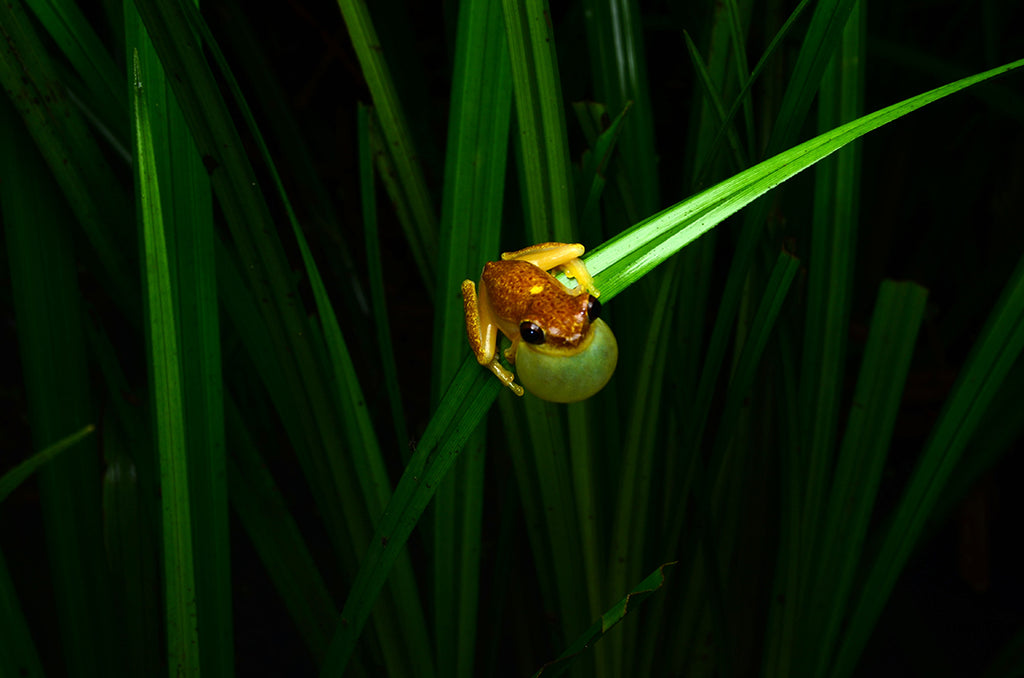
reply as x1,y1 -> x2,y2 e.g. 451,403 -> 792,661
515,296 -> 618,403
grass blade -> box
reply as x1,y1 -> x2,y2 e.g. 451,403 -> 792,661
584,56 -> 1024,299
1,77 -> 110,677
691,0 -> 814,186
678,0 -> 860,535
503,0 -> 576,241
532,562 -> 676,677
804,280 -> 928,678
130,46 -> 200,677
831,249 -> 1024,678
126,8 -> 232,674
573,100 -> 633,237
129,14 -> 418,668
0,0 -> 135,310
581,0 -> 659,219
797,0 -> 866,566
605,256 -> 683,675
336,0 -> 438,286
319,360 -> 502,675
521,397 -> 590,649
0,425 -> 95,504
149,5 -> 435,668
359,105 -> 410,455
430,1 -> 512,675
684,29 -> 748,172
433,0 -> 511,393
25,0 -> 126,138
300,173 -> 435,678
771,10 -> 868,675
710,250 -> 801,466
226,399 -> 337,662
88,316 -> 162,677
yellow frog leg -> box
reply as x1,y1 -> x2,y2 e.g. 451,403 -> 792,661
503,335 -> 522,365
461,279 -> 525,396
501,242 -> 584,268
554,257 -> 600,297
501,242 -> 600,297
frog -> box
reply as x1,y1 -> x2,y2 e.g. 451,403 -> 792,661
461,242 -> 618,403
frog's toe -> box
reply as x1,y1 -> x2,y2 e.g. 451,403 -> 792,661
487,360 -> 524,396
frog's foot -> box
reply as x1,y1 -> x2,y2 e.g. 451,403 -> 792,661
487,359 -> 524,396
557,257 -> 600,297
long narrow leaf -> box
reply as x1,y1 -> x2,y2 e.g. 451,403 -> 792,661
584,57 -> 1024,299
805,280 -> 928,678
336,0 -> 438,285
503,0 -> 576,241
581,0 -> 659,218
0,0 -> 135,308
533,562 -> 676,677
431,1 -> 513,675
127,10 -> 232,674
0,426 -> 95,503
1,76 -> 110,678
319,360 -> 502,675
225,399 -> 337,661
359,105 -> 410,455
831,249 -> 1024,678
131,47 -> 200,677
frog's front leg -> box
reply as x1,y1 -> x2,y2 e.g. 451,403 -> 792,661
501,242 -> 600,297
461,279 -> 525,396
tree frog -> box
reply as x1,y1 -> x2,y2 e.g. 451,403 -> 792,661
461,242 -> 618,403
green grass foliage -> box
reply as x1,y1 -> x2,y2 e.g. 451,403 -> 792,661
2,1 -> 1024,677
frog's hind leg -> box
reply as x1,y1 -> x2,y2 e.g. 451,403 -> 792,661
501,242 -> 599,297
461,279 -> 524,396
501,242 -> 584,268
554,257 -> 599,297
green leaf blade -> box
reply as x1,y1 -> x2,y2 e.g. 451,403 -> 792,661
131,46 -> 200,677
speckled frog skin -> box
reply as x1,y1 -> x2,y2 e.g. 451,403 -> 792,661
461,243 -> 618,402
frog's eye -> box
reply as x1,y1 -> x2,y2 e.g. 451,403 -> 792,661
520,321 -> 545,344
587,296 -> 601,321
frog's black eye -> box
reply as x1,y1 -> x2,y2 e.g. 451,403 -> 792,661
587,296 -> 602,321
520,321 -> 545,344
